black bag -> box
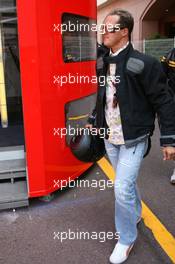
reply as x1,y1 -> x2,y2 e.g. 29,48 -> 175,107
70,128 -> 106,162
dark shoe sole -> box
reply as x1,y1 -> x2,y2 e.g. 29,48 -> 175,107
170,180 -> 175,185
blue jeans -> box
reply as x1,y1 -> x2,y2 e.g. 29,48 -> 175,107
104,139 -> 148,245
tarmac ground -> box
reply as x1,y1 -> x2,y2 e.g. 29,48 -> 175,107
0,122 -> 175,264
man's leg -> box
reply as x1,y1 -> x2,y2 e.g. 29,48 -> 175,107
104,139 -> 119,170
170,164 -> 175,184
135,184 -> 142,222
114,140 -> 147,245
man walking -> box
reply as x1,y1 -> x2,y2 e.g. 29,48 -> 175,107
161,48 -> 175,184
87,9 -> 175,264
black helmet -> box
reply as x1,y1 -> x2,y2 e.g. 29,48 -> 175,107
70,129 -> 106,162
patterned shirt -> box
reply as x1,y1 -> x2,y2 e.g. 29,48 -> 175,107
105,43 -> 129,145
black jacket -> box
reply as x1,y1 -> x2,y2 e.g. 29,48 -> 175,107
88,43 -> 175,147
161,48 -> 175,95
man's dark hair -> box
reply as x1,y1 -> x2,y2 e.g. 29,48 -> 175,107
106,9 -> 134,41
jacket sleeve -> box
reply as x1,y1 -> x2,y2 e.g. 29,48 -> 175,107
142,59 -> 175,147
161,51 -> 175,96
160,55 -> 169,76
87,44 -> 109,126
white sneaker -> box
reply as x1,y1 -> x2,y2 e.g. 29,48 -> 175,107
170,171 -> 175,184
109,242 -> 134,264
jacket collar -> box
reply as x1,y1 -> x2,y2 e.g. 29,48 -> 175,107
110,41 -> 129,57
103,42 -> 133,64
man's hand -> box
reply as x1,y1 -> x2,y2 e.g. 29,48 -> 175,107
85,124 -> 93,130
162,146 -> 175,160
85,124 -> 100,134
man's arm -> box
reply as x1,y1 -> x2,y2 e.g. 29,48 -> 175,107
161,50 -> 175,97
142,59 -> 175,160
86,44 -> 109,128
160,54 -> 169,76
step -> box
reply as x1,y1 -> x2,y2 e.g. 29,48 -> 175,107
0,171 -> 26,181
0,145 -> 25,161
0,180 -> 29,210
0,145 -> 24,152
0,159 -> 26,174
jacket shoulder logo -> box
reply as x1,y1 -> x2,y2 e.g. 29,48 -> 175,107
126,57 -> 144,74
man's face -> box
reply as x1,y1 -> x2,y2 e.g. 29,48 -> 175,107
103,15 -> 124,49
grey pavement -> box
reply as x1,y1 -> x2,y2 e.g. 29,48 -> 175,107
0,121 -> 174,264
